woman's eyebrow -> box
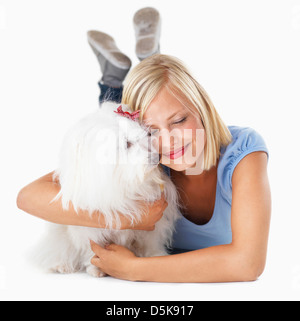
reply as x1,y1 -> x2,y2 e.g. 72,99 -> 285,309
167,111 -> 179,120
144,111 -> 182,127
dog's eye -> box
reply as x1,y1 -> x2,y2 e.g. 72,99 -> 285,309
127,141 -> 133,148
147,129 -> 159,136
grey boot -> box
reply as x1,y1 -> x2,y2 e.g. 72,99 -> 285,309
133,7 -> 161,61
87,30 -> 132,88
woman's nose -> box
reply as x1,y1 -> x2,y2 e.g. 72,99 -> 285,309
151,129 -> 182,154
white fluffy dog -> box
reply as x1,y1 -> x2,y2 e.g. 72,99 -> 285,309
33,102 -> 180,277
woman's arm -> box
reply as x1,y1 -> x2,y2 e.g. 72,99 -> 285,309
16,171 -> 110,228
91,151 -> 271,282
16,171 -> 168,230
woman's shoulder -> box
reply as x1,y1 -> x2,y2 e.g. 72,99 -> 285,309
220,125 -> 269,164
217,125 -> 269,203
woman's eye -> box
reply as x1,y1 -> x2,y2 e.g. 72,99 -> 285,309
173,117 -> 187,125
145,117 -> 187,137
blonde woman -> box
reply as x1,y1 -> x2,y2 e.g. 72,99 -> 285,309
17,8 -> 271,283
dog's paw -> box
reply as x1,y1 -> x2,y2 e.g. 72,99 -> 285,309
50,264 -> 77,274
86,265 -> 106,278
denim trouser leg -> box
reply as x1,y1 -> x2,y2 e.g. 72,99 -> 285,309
98,82 -> 123,105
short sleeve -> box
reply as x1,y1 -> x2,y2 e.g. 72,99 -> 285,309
218,126 -> 269,204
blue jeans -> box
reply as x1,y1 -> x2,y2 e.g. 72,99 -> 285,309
98,82 -> 123,104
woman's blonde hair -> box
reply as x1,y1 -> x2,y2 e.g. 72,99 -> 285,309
122,54 -> 232,170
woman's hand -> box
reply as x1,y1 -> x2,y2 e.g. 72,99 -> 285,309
90,240 -> 139,281
127,194 -> 168,231
117,194 -> 168,231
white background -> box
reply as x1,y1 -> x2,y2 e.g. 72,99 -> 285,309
0,0 -> 300,301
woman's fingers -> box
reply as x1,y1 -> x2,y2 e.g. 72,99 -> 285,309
91,254 -> 101,267
90,240 -> 106,257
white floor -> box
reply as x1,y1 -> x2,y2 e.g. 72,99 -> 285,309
1,0 -> 300,301
0,232 -> 299,301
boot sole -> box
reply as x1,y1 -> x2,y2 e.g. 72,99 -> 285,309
87,30 -> 131,69
133,7 -> 161,59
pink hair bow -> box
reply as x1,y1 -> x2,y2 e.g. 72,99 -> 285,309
114,105 -> 140,121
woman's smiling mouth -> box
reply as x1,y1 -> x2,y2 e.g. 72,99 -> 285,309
163,143 -> 191,160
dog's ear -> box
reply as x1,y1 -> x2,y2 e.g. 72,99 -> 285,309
51,111 -> 117,214
51,125 -> 87,212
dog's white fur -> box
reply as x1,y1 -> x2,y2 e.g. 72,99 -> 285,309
32,102 -> 180,277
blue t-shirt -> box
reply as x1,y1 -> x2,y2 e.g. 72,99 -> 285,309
160,125 -> 269,254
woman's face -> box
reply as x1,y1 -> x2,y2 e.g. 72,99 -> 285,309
142,86 -> 206,173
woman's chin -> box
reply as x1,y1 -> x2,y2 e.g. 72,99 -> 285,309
160,158 -> 197,172
161,153 -> 204,173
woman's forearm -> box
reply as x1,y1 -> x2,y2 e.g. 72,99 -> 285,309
17,171 -> 167,231
132,244 -> 261,283
16,171 -> 123,229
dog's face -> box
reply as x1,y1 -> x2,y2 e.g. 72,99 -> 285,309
55,102 -> 160,211
99,102 -> 160,187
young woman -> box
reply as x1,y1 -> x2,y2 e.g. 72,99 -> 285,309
17,8 -> 271,283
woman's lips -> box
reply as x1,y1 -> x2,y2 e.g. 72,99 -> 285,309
163,143 -> 190,160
